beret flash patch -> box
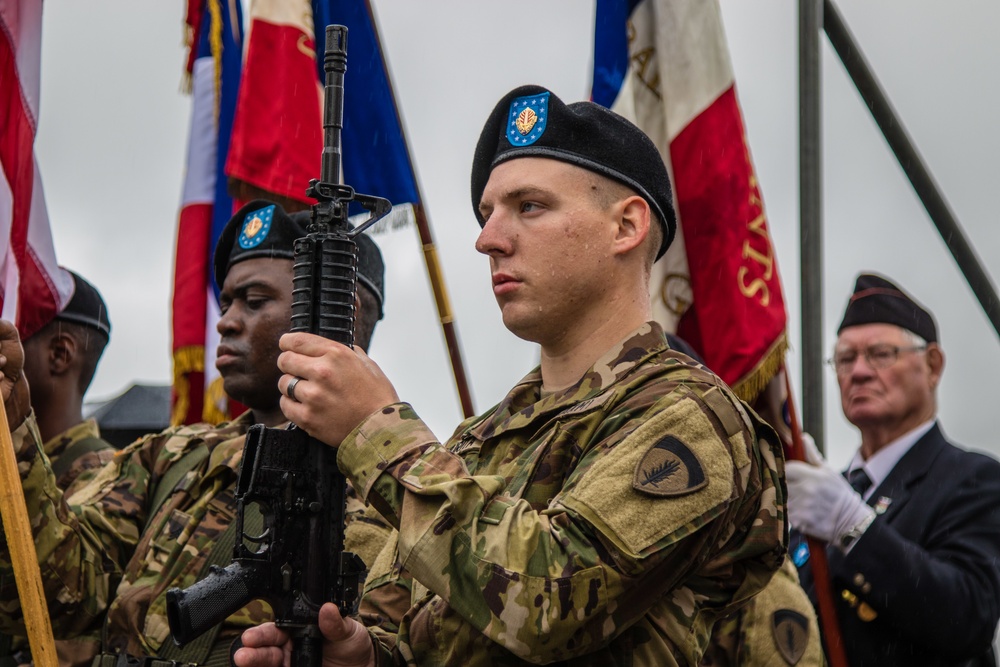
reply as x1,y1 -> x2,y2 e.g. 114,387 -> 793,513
633,435 -> 707,497
506,92 -> 549,146
239,204 -> 275,249
772,609 -> 809,665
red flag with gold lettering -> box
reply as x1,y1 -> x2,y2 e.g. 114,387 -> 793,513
592,0 -> 787,401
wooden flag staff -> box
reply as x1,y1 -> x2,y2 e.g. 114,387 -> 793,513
0,396 -> 57,667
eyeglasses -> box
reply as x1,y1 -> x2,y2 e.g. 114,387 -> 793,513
827,343 -> 927,375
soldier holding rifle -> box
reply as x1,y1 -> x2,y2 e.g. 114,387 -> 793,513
235,84 -> 787,666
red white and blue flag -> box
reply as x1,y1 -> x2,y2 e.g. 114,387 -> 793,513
171,0 -> 244,425
592,0 -> 787,401
171,0 -> 422,425
0,0 -> 73,339
226,0 -> 419,214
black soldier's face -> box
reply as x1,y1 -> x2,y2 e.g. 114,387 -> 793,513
216,257 -> 294,412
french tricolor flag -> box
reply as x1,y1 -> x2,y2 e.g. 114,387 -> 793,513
593,0 -> 788,401
170,0 -> 243,425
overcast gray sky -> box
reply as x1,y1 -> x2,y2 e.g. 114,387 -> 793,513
34,1 -> 1000,468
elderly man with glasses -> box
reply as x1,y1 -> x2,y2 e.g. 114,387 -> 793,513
787,272 -> 1000,666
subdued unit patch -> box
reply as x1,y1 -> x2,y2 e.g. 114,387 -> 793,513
772,609 -> 808,665
633,436 -> 707,497
559,389 -> 733,557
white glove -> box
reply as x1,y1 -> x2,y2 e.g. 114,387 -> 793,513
799,432 -> 824,465
786,454 -> 876,551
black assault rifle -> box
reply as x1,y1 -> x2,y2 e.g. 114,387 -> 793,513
164,25 -> 391,667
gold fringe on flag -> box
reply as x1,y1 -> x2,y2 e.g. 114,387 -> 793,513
203,376 -> 229,425
732,332 -> 789,404
171,345 -> 205,427
207,0 -> 223,119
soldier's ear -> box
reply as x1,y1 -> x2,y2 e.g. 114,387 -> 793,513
611,195 -> 651,257
49,330 -> 77,375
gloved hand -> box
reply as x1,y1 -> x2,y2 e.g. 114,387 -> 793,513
786,438 -> 876,550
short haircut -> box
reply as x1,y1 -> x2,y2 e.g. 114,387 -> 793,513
354,283 -> 380,352
587,172 -> 663,269
35,319 -> 109,393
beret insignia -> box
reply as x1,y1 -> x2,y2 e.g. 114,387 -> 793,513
506,92 -> 548,146
239,204 -> 275,249
633,436 -> 707,497
772,609 -> 809,665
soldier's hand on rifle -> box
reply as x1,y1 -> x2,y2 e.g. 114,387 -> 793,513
234,602 -> 375,667
277,331 -> 399,447
0,319 -> 30,430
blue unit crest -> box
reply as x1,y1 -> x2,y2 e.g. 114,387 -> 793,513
506,92 -> 549,147
239,204 -> 275,249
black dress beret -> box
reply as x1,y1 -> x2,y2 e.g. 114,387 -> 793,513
470,84 -> 677,259
214,200 -> 385,320
56,270 -> 111,339
838,273 -> 937,343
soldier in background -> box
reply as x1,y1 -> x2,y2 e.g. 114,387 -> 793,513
0,202 -> 392,666
1,270 -> 115,667
235,85 -> 786,666
21,269 -> 115,486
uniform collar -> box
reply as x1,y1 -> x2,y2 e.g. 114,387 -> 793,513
473,321 -> 668,440
42,418 -> 102,458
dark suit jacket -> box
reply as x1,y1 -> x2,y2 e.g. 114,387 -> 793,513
796,423 -> 1000,666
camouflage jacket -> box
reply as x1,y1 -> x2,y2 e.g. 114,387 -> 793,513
701,556 -> 824,667
3,419 -> 116,667
43,419 -> 116,489
0,411 -> 391,658
340,322 -> 787,666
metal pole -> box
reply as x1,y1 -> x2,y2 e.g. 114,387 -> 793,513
799,0 -> 825,451
824,0 -> 1000,340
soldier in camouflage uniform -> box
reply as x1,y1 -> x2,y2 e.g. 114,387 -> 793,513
1,270 -> 116,667
701,557 -> 824,667
21,270 -> 116,488
0,202 -> 392,666
235,85 -> 787,666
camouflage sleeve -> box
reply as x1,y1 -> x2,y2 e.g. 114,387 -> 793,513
339,390 -> 783,663
0,414 -> 160,637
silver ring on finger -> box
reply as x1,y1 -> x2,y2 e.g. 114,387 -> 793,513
286,376 -> 303,402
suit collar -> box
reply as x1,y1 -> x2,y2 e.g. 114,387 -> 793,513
864,422 -> 947,521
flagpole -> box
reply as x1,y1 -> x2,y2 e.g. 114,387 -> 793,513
0,400 -> 58,667
783,372 -> 849,667
365,1 -> 475,418
799,0 -> 826,451
412,204 -> 475,417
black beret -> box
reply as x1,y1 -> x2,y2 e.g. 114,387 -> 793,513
838,273 -> 937,343
471,85 -> 677,259
56,270 -> 111,339
214,200 -> 386,320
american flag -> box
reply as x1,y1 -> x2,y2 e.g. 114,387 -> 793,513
0,0 -> 73,339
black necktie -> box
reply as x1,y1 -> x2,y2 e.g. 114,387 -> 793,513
847,468 -> 873,496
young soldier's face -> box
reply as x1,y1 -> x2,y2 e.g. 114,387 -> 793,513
475,157 -> 620,346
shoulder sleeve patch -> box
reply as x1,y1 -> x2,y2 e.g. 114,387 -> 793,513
559,388 -> 735,558
740,558 -> 820,666
771,609 -> 809,665
633,436 -> 707,497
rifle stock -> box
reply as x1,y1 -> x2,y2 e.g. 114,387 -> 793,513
166,25 -> 391,666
